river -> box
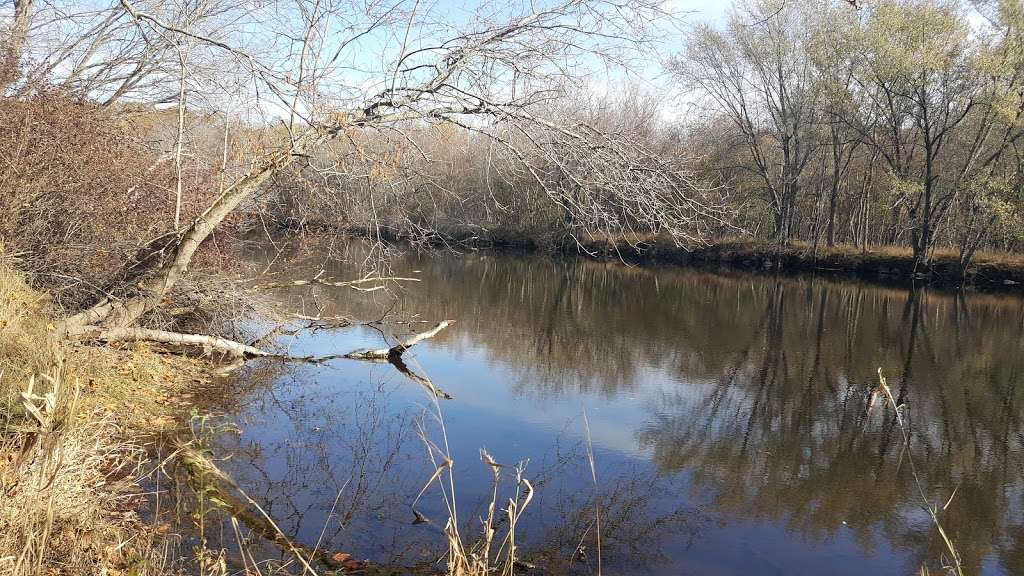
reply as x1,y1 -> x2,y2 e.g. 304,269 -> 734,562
207,243 -> 1024,575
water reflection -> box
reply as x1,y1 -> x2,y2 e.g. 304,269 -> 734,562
219,243 -> 1024,575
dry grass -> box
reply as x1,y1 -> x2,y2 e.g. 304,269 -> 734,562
571,234 -> 1024,288
0,257 -> 58,387
0,367 -> 149,576
408,384 -> 537,576
4,245 -> 539,576
781,239 -> 1024,267
0,252 -> 209,576
869,369 -> 963,576
0,252 -> 208,427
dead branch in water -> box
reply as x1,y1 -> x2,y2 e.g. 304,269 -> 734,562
391,355 -> 452,399
344,320 -> 453,360
352,354 -> 452,399
71,319 -> 455,399
257,274 -> 421,293
177,445 -> 326,575
176,444 -> 442,575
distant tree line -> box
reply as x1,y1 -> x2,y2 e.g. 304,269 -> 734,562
672,0 -> 1024,271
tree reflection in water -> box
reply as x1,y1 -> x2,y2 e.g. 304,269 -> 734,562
222,242 -> 1024,575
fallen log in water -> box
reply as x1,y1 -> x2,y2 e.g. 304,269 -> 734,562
75,320 -> 453,363
80,326 -> 272,358
72,319 -> 457,399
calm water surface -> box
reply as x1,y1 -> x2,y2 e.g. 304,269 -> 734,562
212,246 -> 1024,575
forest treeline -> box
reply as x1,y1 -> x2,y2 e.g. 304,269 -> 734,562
678,0 -> 1024,270
1,0 -> 1022,311
276,0 -> 1024,279
245,0 -> 1024,273
301,0 -> 1024,277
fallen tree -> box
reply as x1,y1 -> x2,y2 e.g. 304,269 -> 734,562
80,326 -> 272,358
83,318 -> 456,400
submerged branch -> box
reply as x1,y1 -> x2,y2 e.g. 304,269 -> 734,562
359,354 -> 452,399
176,445 -> 444,575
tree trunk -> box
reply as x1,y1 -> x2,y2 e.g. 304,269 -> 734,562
826,164 -> 841,247
857,150 -> 878,251
0,0 -> 33,90
773,207 -> 786,245
63,143 -> 304,332
913,163 -> 935,269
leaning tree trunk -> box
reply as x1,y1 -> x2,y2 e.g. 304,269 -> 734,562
62,139 -> 308,333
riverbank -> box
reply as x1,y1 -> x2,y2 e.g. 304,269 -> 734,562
0,257 -> 211,575
575,238 -> 1024,291
419,234 -> 1024,292
312,226 -> 1024,291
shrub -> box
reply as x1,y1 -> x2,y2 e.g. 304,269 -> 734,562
0,93 -> 225,312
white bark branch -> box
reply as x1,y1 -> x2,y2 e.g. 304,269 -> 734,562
258,275 -> 420,292
80,326 -> 271,358
344,320 -> 453,360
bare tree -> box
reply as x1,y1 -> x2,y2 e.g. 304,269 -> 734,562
6,0 -> 239,105
844,1 -> 981,265
669,0 -> 1024,268
672,0 -> 826,245
37,0 -> 713,339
